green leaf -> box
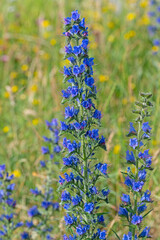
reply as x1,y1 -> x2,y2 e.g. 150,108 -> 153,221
140,92 -> 152,98
142,208 -> 153,219
111,229 -> 121,240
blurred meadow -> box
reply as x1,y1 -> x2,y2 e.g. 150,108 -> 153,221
0,0 -> 160,239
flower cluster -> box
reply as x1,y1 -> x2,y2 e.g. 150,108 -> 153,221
0,165 -> 23,239
119,93 -> 153,239
21,119 -> 61,240
148,0 -> 160,54
59,11 -> 109,240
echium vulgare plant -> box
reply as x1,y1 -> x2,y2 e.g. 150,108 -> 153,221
0,165 -> 23,239
59,10 -> 110,240
118,93 -> 153,240
21,119 -> 61,240
147,0 -> 160,54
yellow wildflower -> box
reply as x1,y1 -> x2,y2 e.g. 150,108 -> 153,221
152,46 -> 159,53
99,75 -> 109,82
124,30 -> 136,40
130,96 -> 136,102
139,15 -> 150,25
42,52 -> 50,60
32,118 -> 39,125
127,13 -> 136,21
11,85 -> 18,93
4,91 -> 10,98
12,169 -> 21,178
50,38 -> 57,46
31,85 -> 38,92
113,144 -> 121,154
108,35 -> 115,42
10,72 -> 17,79
21,64 -> 28,72
122,98 -> 128,105
140,0 -> 148,8
32,99 -> 40,105
152,140 -> 157,146
131,83 -> 136,89
43,32 -> 50,39
41,20 -> 50,28
102,6 -> 108,13
131,165 -> 136,174
3,126 -> 10,133
107,21 -> 115,29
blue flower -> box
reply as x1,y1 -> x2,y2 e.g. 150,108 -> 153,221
124,176 -> 133,187
21,232 -> 30,239
93,109 -> 102,119
73,65 -> 80,76
139,227 -> 151,238
141,190 -> 151,202
121,194 -> 130,204
76,225 -> 89,235
85,77 -> 94,87
65,44 -> 72,54
72,195 -> 81,206
65,106 -> 79,119
73,46 -> 82,56
59,176 -> 65,185
89,186 -> 97,195
28,206 -> 39,217
71,25 -> 80,34
131,214 -> 142,225
132,181 -> 144,192
153,39 -> 160,46
129,138 -> 138,149
99,230 -> 106,239
142,122 -> 152,133
127,122 -> 137,136
80,18 -> 85,28
61,191 -> 71,202
64,66 -> 72,76
118,207 -> 128,218
0,164 -> 6,172
41,146 -> 49,154
64,17 -> 71,25
30,188 -> 41,196
122,232 -> 132,240
64,214 -> 77,225
126,150 -> 135,164
62,89 -> 71,99
41,201 -> 51,210
100,163 -> 108,175
97,215 -> 104,223
102,189 -> 110,197
84,202 -> 94,213
81,99 -> 93,109
138,169 -> 147,180
54,145 -> 61,153
81,39 -> 89,49
71,86 -> 79,97
138,203 -> 147,214
71,10 -> 80,21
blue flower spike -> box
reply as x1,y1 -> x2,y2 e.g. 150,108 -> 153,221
0,165 -> 23,239
60,10 -> 109,239
119,92 -> 153,239
21,119 -> 61,239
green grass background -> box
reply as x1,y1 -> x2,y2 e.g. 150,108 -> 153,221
0,0 -> 160,239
